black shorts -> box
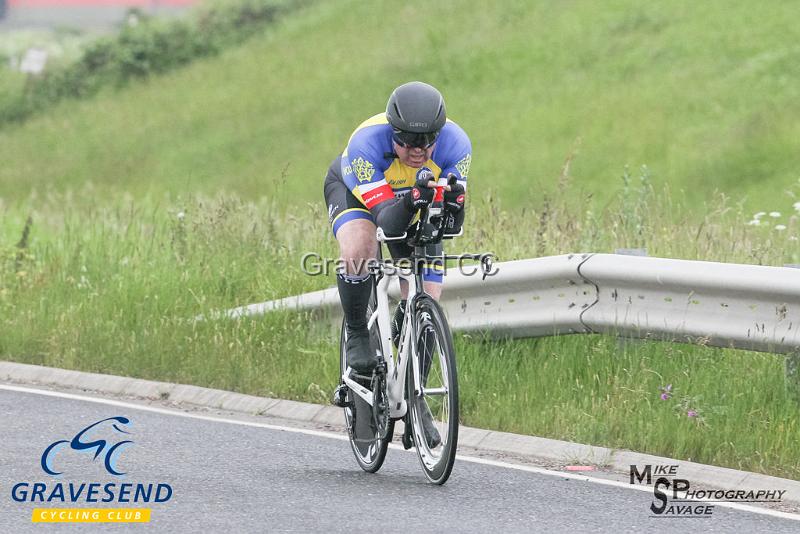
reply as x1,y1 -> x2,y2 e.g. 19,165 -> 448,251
323,157 -> 443,283
323,157 -> 374,236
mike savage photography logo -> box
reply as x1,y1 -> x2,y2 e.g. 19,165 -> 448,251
630,464 -> 785,518
10,416 -> 174,524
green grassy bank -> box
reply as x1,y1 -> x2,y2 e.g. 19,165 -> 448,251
2,0 -> 800,480
2,175 -> 799,478
1,0 -> 800,211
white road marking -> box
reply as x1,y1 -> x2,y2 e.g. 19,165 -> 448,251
0,384 -> 349,442
2,384 -> 799,522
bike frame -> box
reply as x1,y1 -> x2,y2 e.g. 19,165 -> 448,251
342,184 -> 461,419
341,247 -> 424,419
340,177 -> 479,421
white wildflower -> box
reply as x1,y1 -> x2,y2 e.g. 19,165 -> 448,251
770,211 -> 781,218
794,202 -> 800,212
177,211 -> 185,220
775,225 -> 787,231
754,212 -> 766,219
747,220 -> 760,226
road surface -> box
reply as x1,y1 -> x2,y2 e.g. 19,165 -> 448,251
1,386 -> 798,533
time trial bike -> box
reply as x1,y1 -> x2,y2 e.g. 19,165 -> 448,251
332,181 -> 493,485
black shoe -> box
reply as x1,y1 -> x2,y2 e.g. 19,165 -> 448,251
420,402 -> 441,448
332,384 -> 350,408
346,327 -> 377,375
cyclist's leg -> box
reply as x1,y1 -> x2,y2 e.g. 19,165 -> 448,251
324,160 -> 379,373
388,241 -> 444,342
388,241 -> 444,300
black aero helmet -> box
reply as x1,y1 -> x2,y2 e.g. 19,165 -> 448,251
386,81 -> 446,148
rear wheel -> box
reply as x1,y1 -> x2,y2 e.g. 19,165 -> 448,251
340,289 -> 394,473
407,295 -> 459,484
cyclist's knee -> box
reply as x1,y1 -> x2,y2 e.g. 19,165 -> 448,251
424,282 -> 443,300
336,219 -> 378,274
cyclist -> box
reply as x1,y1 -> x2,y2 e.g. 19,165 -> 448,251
323,81 -> 471,446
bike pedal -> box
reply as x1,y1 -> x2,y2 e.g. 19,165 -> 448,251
332,384 -> 351,408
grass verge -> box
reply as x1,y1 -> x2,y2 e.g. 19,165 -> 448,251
2,0 -> 800,209
2,173 -> 800,479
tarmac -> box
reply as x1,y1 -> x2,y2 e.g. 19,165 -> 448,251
2,360 -> 799,512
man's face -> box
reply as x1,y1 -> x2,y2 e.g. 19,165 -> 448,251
393,142 -> 435,168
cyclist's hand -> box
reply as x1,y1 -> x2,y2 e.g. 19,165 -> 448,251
443,174 -> 465,234
415,167 -> 438,189
443,181 -> 465,214
405,168 -> 436,211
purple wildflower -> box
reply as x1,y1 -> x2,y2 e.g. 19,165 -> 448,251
659,384 -> 672,400
687,410 -> 697,418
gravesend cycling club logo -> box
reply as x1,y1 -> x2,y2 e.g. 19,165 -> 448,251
41,416 -> 133,476
10,416 -> 174,524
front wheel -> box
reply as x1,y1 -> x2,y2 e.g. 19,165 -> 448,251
407,295 -> 459,484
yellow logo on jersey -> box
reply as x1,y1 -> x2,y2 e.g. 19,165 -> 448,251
384,159 -> 443,189
352,157 -> 375,183
455,154 -> 471,180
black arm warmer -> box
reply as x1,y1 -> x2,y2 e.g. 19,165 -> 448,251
371,198 -> 416,236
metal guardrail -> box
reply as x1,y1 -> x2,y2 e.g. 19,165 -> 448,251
579,254 -> 800,354
218,253 -> 800,355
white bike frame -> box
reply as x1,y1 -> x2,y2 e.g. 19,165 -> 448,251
340,191 -> 466,421
341,265 -> 420,419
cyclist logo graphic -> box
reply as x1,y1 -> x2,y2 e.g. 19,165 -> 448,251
41,416 -> 133,477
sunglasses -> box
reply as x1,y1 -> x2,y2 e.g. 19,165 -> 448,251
392,128 -> 439,149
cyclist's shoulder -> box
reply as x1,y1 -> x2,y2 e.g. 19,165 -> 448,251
346,113 -> 392,153
438,119 -> 471,146
342,114 -> 393,172
351,113 -> 391,135
432,120 -> 471,167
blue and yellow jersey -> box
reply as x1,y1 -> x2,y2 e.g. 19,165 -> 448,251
340,113 -> 471,210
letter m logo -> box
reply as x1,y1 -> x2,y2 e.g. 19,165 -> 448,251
629,465 -> 652,485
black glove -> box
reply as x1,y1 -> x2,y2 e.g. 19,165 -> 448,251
404,167 -> 436,212
443,175 -> 465,234
443,182 -> 465,213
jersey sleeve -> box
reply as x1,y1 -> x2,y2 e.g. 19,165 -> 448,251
434,121 -> 472,190
340,126 -> 395,210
